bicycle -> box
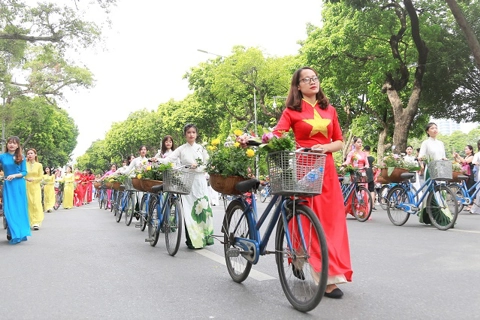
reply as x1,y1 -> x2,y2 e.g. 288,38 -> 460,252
114,182 -> 138,225
447,174 -> 480,212
385,160 -> 459,230
259,181 -> 272,203
339,169 -> 373,222
53,184 -> 64,210
221,150 -> 328,312
143,166 -> 195,256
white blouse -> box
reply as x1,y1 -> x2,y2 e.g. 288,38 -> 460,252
123,156 -> 149,177
159,143 -> 209,172
418,137 -> 446,161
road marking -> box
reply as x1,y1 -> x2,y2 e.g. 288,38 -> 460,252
196,249 -> 276,281
450,229 -> 480,234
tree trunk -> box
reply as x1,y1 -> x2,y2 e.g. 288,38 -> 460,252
445,0 -> 480,70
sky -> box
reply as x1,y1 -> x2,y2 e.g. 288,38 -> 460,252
55,1 -> 323,158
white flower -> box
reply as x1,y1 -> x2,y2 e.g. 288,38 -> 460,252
195,198 -> 209,215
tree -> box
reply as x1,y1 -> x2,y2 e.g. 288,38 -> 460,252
5,96 -> 78,167
302,0 -> 478,159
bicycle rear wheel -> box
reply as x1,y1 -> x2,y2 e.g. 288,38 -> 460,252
379,185 -> 390,210
101,191 -> 108,210
223,199 -> 252,283
351,186 -> 372,222
260,187 -> 270,203
124,193 -> 135,226
165,196 -> 183,256
275,203 -> 328,312
386,186 -> 410,226
147,196 -> 160,247
110,190 -> 117,213
114,191 -> 123,218
427,184 -> 458,230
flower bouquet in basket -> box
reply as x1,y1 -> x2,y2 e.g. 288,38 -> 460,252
205,129 -> 256,195
379,153 -> 420,183
133,161 -> 174,192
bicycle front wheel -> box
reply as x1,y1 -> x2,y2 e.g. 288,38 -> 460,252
165,196 -> 183,256
351,186 -> 372,222
124,193 -> 135,226
223,199 -> 252,283
427,184 -> 458,230
114,191 -> 123,218
275,204 -> 328,312
54,192 -> 62,210
115,194 -> 124,223
386,186 -> 410,226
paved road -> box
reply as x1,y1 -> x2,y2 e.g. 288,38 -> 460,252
1,200 -> 480,319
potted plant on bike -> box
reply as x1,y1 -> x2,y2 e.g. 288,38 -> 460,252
205,129 -> 257,195
133,162 -> 173,192
379,153 -> 420,183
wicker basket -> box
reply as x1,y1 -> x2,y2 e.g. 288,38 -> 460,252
93,181 -> 102,189
428,160 -> 452,180
451,171 -> 467,183
141,179 -> 163,192
131,178 -> 144,191
267,151 -> 326,196
111,181 -> 122,190
209,174 -> 248,195
163,168 -> 196,195
380,168 -> 410,183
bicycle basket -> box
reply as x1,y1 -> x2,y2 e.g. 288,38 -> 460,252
353,170 -> 368,183
428,160 -> 452,180
266,151 -> 326,196
163,168 -> 196,195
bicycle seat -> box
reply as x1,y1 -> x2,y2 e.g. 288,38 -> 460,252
235,179 -> 260,193
338,177 -> 344,182
453,175 -> 468,181
151,185 -> 164,194
400,172 -> 415,180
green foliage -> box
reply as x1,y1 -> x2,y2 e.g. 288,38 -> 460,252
380,154 -> 420,172
135,162 -> 173,181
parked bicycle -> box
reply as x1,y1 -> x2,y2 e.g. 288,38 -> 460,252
385,160 -> 459,230
339,168 -> 373,222
53,182 -> 64,210
221,150 -> 328,312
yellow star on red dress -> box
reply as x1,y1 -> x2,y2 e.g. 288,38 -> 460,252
303,109 -> 331,137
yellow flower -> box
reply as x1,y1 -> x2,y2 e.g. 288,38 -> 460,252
234,142 -> 240,148
246,149 -> 255,158
207,145 -> 217,151
170,162 -> 175,168
211,138 -> 221,146
146,166 -> 152,171
234,129 -> 243,136
137,174 -> 142,179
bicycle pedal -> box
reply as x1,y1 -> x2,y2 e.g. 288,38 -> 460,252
225,248 -> 241,258
134,223 -> 142,228
144,238 -> 152,243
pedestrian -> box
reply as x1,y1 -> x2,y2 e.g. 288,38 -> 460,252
43,167 -> 55,212
62,166 -> 75,209
0,136 -> 31,244
363,145 -> 376,212
417,122 -> 448,224
158,124 -> 213,249
273,67 -> 352,299
404,145 -> 422,196
453,145 -> 475,204
470,140 -> 480,214
25,148 -> 44,230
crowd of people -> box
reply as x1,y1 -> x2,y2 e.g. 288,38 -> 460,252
2,67 -> 478,307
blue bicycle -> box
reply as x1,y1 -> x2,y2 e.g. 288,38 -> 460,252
259,181 -> 272,203
386,165 -> 459,230
144,167 -> 195,256
447,175 -> 480,212
222,150 -> 328,312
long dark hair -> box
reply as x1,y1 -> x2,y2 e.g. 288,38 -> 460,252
161,135 -> 176,155
285,67 -> 329,112
466,145 -> 474,156
6,136 -> 24,164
